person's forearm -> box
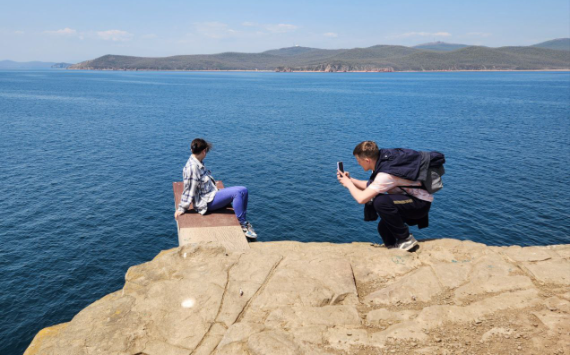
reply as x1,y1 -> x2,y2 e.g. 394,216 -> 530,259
351,178 -> 368,190
346,183 -> 371,204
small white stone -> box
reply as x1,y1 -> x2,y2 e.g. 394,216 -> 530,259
181,298 -> 195,308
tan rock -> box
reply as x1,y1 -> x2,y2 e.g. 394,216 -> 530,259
364,266 -> 442,305
480,327 -> 514,342
347,247 -> 422,284
371,321 -> 429,342
24,240 -> 570,355
544,296 -> 570,313
454,274 -> 535,301
532,310 -> 570,331
377,289 -> 541,340
216,250 -> 283,327
415,346 -> 443,354
325,328 -> 375,352
501,245 -> 552,262
532,309 -> 570,352
216,322 -> 265,354
265,305 -> 361,328
138,340 -> 192,355
247,330 -> 301,355
24,323 -> 69,355
462,288 -> 540,317
522,259 -> 570,285
245,256 -> 358,312
550,244 -> 570,259
431,261 -> 471,288
453,254 -> 535,302
365,308 -> 417,326
416,238 -> 488,263
290,325 -> 327,345
193,323 -> 227,355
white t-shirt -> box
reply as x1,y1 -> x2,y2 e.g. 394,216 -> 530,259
368,172 -> 434,202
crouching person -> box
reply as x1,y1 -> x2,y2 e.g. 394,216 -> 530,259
337,141 -> 433,251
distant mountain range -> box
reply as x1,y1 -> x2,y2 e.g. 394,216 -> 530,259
69,38 -> 570,72
531,38 -> 570,51
412,41 -> 469,51
7,39 -> 569,72
0,60 -> 73,69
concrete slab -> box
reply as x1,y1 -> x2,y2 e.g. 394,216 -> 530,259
173,181 -> 249,251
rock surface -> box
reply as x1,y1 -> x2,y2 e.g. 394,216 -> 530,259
25,239 -> 570,355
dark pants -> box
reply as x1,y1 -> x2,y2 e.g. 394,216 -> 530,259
373,194 -> 431,246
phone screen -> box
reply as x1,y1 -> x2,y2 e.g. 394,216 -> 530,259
337,162 -> 344,172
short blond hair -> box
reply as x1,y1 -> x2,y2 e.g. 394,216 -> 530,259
353,141 -> 379,159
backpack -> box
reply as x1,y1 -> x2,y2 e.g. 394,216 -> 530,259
371,148 -> 446,194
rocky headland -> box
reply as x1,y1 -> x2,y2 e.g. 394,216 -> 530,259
25,239 -> 570,355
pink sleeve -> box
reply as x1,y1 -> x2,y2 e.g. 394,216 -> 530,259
368,173 -> 398,194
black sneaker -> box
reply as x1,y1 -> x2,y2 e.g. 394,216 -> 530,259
394,234 -> 418,251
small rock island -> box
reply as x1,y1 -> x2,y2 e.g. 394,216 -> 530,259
25,239 -> 570,354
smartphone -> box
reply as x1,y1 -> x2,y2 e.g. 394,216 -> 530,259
337,162 -> 344,173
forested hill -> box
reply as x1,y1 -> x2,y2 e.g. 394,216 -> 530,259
531,38 -> 570,51
69,40 -> 570,72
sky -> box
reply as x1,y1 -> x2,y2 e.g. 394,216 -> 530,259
1,0 -> 569,63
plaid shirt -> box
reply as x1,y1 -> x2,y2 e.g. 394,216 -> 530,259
177,155 -> 218,215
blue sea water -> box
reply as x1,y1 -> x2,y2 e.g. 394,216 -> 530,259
0,70 -> 569,353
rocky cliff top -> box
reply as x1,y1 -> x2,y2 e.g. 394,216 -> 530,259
26,239 -> 570,355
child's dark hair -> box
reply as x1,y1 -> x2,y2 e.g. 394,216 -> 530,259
191,138 -> 212,154
353,141 -> 379,159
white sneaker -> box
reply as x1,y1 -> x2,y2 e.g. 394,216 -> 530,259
394,234 -> 418,251
241,221 -> 257,239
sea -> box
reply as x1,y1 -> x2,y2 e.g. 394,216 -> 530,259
0,70 -> 569,354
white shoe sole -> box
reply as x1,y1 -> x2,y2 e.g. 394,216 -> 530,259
399,240 -> 418,251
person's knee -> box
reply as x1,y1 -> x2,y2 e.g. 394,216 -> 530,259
236,186 -> 248,196
373,195 -> 394,213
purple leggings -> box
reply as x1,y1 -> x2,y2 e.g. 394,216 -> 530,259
207,186 -> 248,224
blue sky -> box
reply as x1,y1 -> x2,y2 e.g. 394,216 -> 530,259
1,0 -> 568,62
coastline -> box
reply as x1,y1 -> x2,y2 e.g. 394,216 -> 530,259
66,68 -> 570,73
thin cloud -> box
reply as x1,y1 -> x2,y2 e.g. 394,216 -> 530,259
141,34 -> 158,39
467,32 -> 492,38
240,22 -> 299,34
14,30 -> 25,35
264,24 -> 298,33
194,22 -> 237,39
44,28 -> 77,36
392,31 -> 451,38
97,30 -> 133,41
324,32 -> 338,38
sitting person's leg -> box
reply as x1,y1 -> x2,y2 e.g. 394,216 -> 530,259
207,186 -> 256,238
207,186 -> 248,224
